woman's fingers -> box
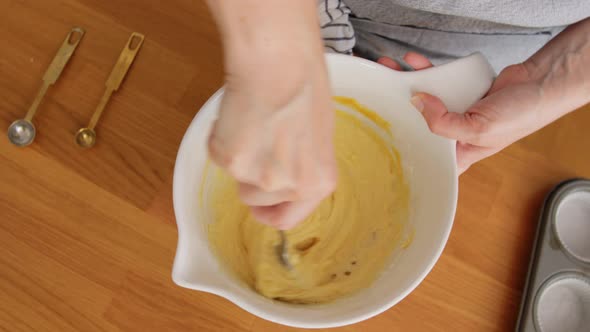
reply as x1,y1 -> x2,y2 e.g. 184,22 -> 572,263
378,52 -> 434,71
410,92 -> 488,143
386,52 -> 502,174
403,52 -> 433,70
377,56 -> 403,70
251,199 -> 321,230
238,183 -> 297,206
456,143 -> 503,174
409,91 -> 496,173
456,142 -> 502,174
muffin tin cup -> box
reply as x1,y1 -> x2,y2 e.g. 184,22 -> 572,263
553,190 -> 590,265
533,271 -> 590,332
517,179 -> 590,332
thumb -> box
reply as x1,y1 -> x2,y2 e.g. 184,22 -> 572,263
410,92 -> 484,142
456,142 -> 502,174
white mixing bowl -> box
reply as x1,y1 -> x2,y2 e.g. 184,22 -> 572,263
172,53 -> 495,328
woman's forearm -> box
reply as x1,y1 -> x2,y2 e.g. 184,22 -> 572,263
524,17 -> 590,120
205,0 -> 324,106
206,0 -> 322,68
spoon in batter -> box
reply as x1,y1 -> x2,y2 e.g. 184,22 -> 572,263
276,230 -> 293,269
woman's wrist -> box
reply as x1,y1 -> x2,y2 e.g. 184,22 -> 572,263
206,0 -> 322,68
206,0 -> 325,104
523,18 -> 590,119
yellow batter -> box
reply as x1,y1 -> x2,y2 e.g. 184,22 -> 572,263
207,97 -> 409,304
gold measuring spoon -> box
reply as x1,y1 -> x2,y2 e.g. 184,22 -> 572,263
7,27 -> 85,147
75,32 -> 144,148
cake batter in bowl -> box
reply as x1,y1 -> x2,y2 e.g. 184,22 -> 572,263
172,53 -> 495,328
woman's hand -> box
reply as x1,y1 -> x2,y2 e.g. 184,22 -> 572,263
206,0 -> 336,229
380,53 -> 546,173
379,19 -> 590,173
209,57 -> 336,230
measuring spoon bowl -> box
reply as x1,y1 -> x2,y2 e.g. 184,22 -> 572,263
75,127 -> 96,148
8,119 -> 36,147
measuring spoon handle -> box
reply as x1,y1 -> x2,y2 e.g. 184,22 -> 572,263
86,32 -> 144,130
24,82 -> 50,122
24,27 -> 85,122
43,27 -> 85,85
106,32 -> 144,91
88,89 -> 113,130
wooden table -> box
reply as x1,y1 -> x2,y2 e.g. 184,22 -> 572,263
1,1 -> 588,331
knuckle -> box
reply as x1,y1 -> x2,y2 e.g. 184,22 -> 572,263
470,117 -> 489,135
258,167 -> 291,193
237,185 -> 256,205
207,135 -> 233,168
250,207 -> 274,225
427,118 -> 445,134
300,166 -> 337,199
258,171 -> 275,192
464,111 -> 491,144
320,169 -> 337,195
504,63 -> 531,81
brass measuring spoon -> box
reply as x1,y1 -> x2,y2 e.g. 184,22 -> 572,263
75,32 -> 144,148
7,27 -> 85,147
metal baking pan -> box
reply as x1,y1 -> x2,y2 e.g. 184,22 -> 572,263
516,179 -> 590,332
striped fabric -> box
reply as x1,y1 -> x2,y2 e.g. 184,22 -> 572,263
317,0 -> 356,54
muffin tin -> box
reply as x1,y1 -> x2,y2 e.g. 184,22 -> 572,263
516,179 -> 590,332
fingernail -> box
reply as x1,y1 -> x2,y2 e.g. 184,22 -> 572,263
410,95 -> 424,113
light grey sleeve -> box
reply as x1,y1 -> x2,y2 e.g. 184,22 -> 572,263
317,0 -> 356,54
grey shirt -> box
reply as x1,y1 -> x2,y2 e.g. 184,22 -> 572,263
320,0 -> 590,72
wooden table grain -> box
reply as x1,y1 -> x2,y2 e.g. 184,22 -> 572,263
0,1 -> 588,331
